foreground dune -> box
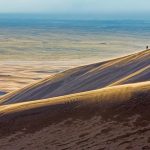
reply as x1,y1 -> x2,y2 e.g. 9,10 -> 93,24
0,81 -> 150,149
0,49 -> 150,104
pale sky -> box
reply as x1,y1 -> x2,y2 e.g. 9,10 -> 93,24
0,0 -> 150,18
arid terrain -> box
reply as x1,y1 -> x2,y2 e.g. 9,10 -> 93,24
0,50 -> 150,150
0,60 -> 90,94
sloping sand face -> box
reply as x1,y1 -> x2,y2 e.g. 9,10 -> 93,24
0,61 -> 85,93
0,50 -> 150,104
0,82 -> 150,150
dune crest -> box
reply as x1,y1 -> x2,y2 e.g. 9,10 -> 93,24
0,81 -> 150,149
0,49 -> 150,105
0,81 -> 150,116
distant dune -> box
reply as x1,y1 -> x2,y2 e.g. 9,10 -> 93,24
0,61 -> 87,93
0,81 -> 150,149
0,49 -> 150,105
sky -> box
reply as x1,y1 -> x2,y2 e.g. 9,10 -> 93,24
0,0 -> 150,18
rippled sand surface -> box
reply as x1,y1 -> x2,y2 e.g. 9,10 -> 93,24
0,60 -> 93,94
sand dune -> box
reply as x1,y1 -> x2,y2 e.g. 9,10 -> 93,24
0,81 -> 150,149
0,61 -> 83,93
0,49 -> 150,104
0,50 -> 150,149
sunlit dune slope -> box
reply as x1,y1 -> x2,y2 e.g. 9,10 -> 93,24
0,81 -> 150,126
0,82 -> 150,149
0,50 -> 150,104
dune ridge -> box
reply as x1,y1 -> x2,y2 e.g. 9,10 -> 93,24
0,81 -> 150,118
0,81 -> 150,149
0,49 -> 150,105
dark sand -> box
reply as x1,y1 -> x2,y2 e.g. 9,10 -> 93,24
0,82 -> 150,150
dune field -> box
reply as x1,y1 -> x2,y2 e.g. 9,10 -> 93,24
0,50 -> 150,150
0,49 -> 149,104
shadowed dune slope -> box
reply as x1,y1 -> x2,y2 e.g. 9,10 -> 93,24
0,91 -> 6,96
0,50 -> 150,104
0,82 -> 150,149
0,81 -> 149,124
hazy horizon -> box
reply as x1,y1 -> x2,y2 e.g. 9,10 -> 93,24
0,0 -> 150,20
0,13 -> 150,20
